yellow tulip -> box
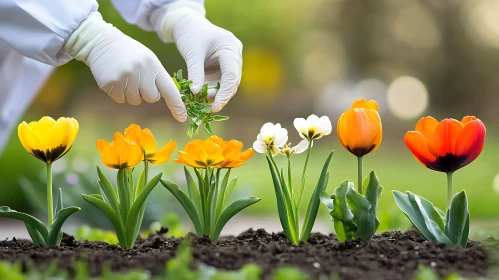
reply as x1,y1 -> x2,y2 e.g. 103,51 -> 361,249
18,116 -> 79,164
124,124 -> 176,164
207,136 -> 254,168
96,132 -> 143,169
337,99 -> 382,157
175,138 -> 225,169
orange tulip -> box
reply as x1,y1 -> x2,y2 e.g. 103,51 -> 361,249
337,99 -> 382,157
404,116 -> 486,173
97,132 -> 143,169
124,124 -> 176,164
175,138 -> 225,168
207,136 -> 254,168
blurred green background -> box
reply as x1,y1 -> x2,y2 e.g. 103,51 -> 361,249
1,0 -> 499,237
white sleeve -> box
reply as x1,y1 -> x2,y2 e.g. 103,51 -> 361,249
0,0 -> 98,66
110,0 -> 204,39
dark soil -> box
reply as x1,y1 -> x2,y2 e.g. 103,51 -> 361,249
0,228 -> 495,279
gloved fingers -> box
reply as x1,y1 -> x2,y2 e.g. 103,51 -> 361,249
138,70 -> 161,103
156,70 -> 187,122
104,81 -> 126,104
211,50 -> 242,113
206,81 -> 219,103
124,76 -> 142,105
185,51 -> 206,94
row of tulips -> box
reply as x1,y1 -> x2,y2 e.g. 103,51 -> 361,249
0,99 -> 485,249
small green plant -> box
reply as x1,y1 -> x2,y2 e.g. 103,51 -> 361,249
172,69 -> 228,138
83,125 -> 175,248
0,117 -> 81,247
253,117 -> 334,245
163,135 -> 259,243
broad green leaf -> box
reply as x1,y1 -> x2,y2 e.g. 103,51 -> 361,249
47,207 -> 80,246
300,151 -> 334,242
97,166 -> 121,217
161,180 -> 204,236
410,193 -> 453,245
329,181 -> 356,242
355,170 -> 383,241
213,116 -> 229,121
223,175 -> 239,208
135,169 -> 146,198
55,188 -> 63,217
216,169 -> 231,218
125,173 -> 162,248
279,167 -> 298,238
266,157 -> 297,244
132,203 -> 146,245
184,167 -> 204,229
393,191 -> 436,240
117,169 -> 131,224
345,187 -> 372,241
209,171 -> 220,233
320,191 -> 334,211
0,206 -> 48,239
25,223 -> 46,246
211,197 -> 261,243
82,194 -> 126,248
444,191 -> 469,248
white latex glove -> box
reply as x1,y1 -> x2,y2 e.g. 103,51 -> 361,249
157,4 -> 243,113
64,13 -> 187,122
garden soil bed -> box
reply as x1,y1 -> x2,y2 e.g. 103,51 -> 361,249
0,228 -> 496,279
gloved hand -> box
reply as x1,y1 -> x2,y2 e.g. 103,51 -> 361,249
157,3 -> 243,113
64,13 -> 187,122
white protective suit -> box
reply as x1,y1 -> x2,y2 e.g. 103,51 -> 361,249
0,0 -> 242,155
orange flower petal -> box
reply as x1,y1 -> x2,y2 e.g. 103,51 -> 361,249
148,140 -> 176,164
432,118 -> 463,157
337,108 -> 382,156
455,119 -> 486,167
415,116 -> 438,142
351,99 -> 379,111
404,131 -> 437,167
461,116 -> 477,126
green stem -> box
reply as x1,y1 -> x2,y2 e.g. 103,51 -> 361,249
357,156 -> 363,194
297,140 -> 312,208
447,172 -> 453,209
46,163 -> 53,226
267,150 -> 280,172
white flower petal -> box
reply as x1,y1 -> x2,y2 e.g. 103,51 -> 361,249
253,140 -> 267,154
293,139 -> 311,154
274,127 -> 288,147
306,114 -> 320,126
270,146 -> 281,157
293,118 -> 308,139
317,116 -> 332,138
260,122 -> 276,136
257,133 -> 265,141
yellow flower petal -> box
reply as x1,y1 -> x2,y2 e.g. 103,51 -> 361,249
147,140 -> 176,164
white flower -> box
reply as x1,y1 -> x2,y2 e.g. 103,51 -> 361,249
253,123 -> 288,156
280,140 -> 312,156
293,114 -> 332,141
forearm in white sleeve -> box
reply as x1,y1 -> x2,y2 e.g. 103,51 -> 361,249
0,0 -> 98,66
110,0 -> 204,40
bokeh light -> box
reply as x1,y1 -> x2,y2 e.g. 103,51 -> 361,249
387,76 -> 428,120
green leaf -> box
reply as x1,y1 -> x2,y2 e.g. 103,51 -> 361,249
82,194 -> 126,248
216,169 -> 231,218
47,206 -> 80,246
177,69 -> 183,80
204,123 -> 214,135
135,169 -> 146,198
445,191 -> 469,248
223,175 -> 239,208
201,104 -> 212,113
117,169 -> 131,225
184,167 -> 204,229
125,173 -> 162,248
320,191 -> 334,211
211,197 -> 261,243
266,157 -> 297,244
353,170 -> 383,241
97,166 -> 121,217
209,170 -> 220,233
393,191 -> 453,245
328,181 -> 357,242
300,151 -> 334,242
0,206 -> 48,240
161,180 -> 204,236
213,116 -> 229,121
25,223 -> 46,246
279,167 -> 298,240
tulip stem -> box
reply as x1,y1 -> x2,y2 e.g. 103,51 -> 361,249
447,172 -> 453,209
46,163 -> 53,227
357,156 -> 363,194
298,140 -> 313,209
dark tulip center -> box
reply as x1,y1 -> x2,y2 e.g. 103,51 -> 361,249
428,153 -> 468,173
